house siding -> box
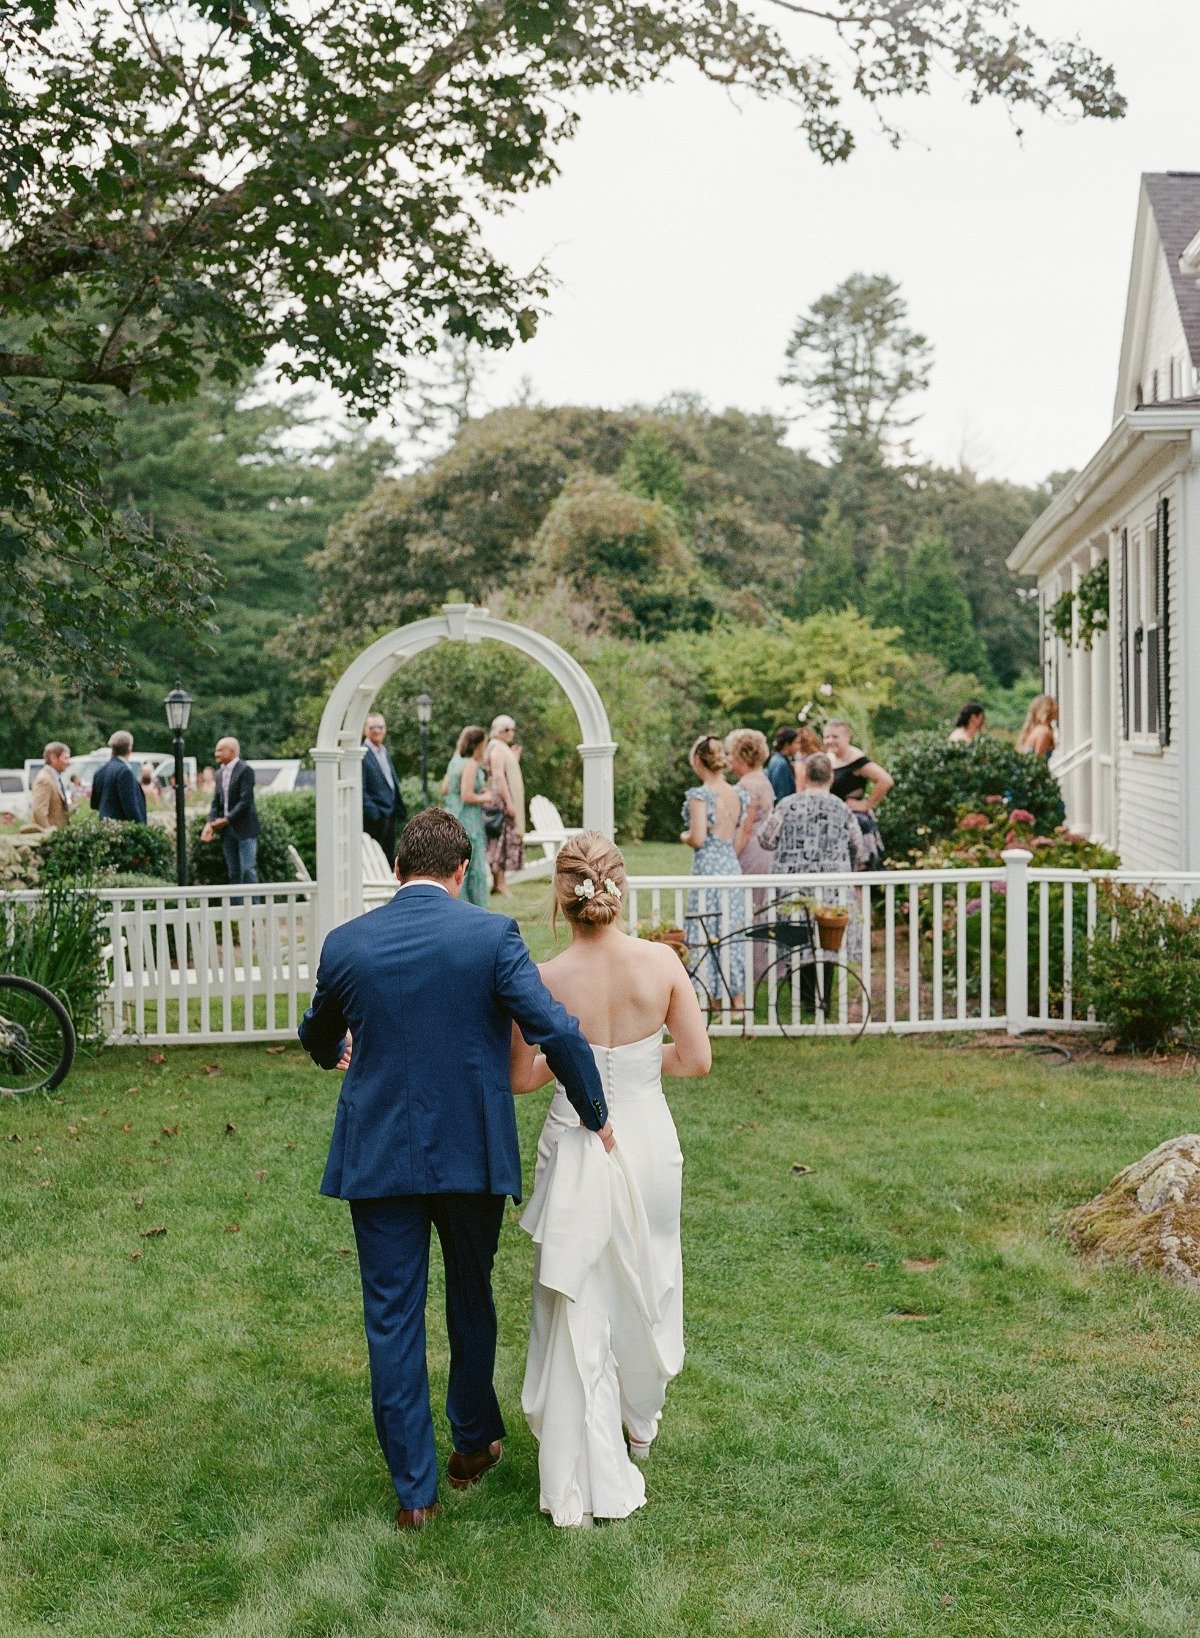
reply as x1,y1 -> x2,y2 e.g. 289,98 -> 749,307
1138,241 -> 1191,405
1114,481 -> 1182,871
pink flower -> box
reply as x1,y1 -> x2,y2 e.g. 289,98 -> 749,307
966,897 -> 983,913
958,813 -> 990,830
1004,830 -> 1018,848
984,795 -> 1005,805
1032,836 -> 1054,848
1009,809 -> 1036,825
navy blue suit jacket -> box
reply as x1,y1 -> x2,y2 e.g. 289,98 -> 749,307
209,759 -> 260,839
362,744 -> 407,827
91,757 -> 147,823
300,885 -> 608,1201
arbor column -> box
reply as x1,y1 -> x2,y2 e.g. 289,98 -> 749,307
578,742 -> 618,838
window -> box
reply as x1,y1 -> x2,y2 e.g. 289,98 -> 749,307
1119,498 -> 1170,741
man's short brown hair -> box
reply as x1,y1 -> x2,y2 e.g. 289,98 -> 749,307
395,808 -> 472,882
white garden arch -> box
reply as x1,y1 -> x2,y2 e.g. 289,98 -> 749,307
311,603 -> 617,941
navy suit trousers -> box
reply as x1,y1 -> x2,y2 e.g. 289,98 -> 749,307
349,1193 -> 507,1509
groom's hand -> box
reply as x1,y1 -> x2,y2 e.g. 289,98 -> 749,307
596,1120 -> 615,1154
336,1031 -> 352,1071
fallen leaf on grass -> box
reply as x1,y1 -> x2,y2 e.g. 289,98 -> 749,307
39,1180 -> 51,1189
336,1247 -> 352,1256
99,1108 -> 108,1117
67,1125 -> 79,1136
283,1142 -> 296,1151
139,1226 -> 166,1238
904,1258 -> 944,1274
133,1196 -> 144,1208
130,1250 -> 143,1261
930,1539 -> 946,1550
789,1163 -> 813,1178
864,1261 -> 879,1269
732,1121 -> 758,1131
224,1224 -> 241,1233
889,1310 -> 931,1321
122,1123 -> 133,1133
148,1053 -> 166,1065
7,1133 -> 21,1143
255,1169 -> 267,1180
266,1046 -> 286,1055
161,1125 -> 180,1137
224,1122 -> 238,1134
203,1065 -> 221,1077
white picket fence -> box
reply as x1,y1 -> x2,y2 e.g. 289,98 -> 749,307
2,853 -> 1197,1046
626,850 -> 1200,1038
98,882 -> 316,1045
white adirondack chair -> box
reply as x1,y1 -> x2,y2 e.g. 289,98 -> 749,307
514,795 -> 585,882
286,843 -> 312,882
361,831 -> 398,908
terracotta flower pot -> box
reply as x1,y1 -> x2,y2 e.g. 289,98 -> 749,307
814,908 -> 849,953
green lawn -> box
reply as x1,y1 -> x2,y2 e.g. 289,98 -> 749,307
4,1033 -> 1200,1636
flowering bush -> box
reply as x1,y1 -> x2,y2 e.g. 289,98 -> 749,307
882,733 -> 1065,860
907,802 -> 1118,1013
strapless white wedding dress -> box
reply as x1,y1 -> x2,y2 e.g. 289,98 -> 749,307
520,1030 -> 684,1527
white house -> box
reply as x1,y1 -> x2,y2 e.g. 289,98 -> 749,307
1009,172 -> 1200,875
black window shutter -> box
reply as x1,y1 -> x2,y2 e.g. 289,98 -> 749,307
1118,528 -> 1129,740
1158,497 -> 1171,746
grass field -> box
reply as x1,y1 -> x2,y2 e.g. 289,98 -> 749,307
4,1030 -> 1200,1636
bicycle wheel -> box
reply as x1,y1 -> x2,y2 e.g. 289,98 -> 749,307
0,975 -> 76,1095
754,956 -> 872,1040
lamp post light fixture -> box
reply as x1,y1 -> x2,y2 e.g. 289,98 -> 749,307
415,690 -> 432,805
164,679 -> 192,887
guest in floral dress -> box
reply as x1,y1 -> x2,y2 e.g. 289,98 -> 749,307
681,735 -> 748,1009
442,725 -> 491,907
726,728 -> 775,984
757,753 -> 866,964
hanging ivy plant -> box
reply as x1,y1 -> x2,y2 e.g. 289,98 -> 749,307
1044,560 -> 1109,650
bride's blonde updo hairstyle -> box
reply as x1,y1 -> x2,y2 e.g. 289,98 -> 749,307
553,830 -> 628,930
690,733 -> 729,775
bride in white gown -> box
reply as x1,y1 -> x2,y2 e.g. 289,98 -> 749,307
510,832 -> 711,1528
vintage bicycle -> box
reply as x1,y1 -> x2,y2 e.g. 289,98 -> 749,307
0,974 -> 76,1095
681,896 -> 872,1039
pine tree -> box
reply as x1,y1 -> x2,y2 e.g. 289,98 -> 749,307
900,533 -> 990,681
794,497 -> 859,616
863,543 -> 906,630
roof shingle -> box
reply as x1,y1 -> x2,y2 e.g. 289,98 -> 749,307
1143,172 -> 1200,369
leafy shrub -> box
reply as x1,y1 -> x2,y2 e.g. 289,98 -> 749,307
0,836 -> 42,890
882,733 -> 1065,860
0,884 -> 108,1048
1080,886 -> 1200,1050
186,804 -> 294,885
39,813 -> 173,884
261,790 -> 316,876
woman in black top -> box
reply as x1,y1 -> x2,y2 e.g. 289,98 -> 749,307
823,720 -> 893,867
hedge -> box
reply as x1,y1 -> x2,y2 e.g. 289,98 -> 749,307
881,733 -> 1066,861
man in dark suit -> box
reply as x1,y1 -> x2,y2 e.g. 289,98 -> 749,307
299,808 -> 611,1531
200,736 -> 260,890
89,731 -> 148,823
361,711 -> 406,865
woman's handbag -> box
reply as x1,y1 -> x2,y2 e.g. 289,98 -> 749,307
483,802 -> 506,839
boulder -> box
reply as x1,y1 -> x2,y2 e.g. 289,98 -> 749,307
1064,1135 -> 1200,1291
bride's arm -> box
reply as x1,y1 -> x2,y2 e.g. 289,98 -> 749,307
509,1020 -> 556,1095
661,960 -> 712,1078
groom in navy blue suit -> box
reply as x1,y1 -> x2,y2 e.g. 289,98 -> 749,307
300,807 -> 611,1529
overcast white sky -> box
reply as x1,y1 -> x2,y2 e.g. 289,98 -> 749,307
454,1 -> 1200,486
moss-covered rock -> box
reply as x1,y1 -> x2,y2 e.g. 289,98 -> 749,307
1064,1136 -> 1200,1291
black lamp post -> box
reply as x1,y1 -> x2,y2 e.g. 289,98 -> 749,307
415,690 -> 432,805
164,679 -> 192,886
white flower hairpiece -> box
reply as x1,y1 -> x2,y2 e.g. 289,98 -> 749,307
573,879 -> 596,900
603,878 -> 622,901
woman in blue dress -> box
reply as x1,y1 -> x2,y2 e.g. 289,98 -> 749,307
443,725 -> 492,907
681,734 -> 748,1010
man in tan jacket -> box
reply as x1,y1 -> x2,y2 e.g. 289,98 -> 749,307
31,742 -> 72,831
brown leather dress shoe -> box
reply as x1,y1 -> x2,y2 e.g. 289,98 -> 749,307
447,1439 -> 503,1489
395,1504 -> 440,1531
